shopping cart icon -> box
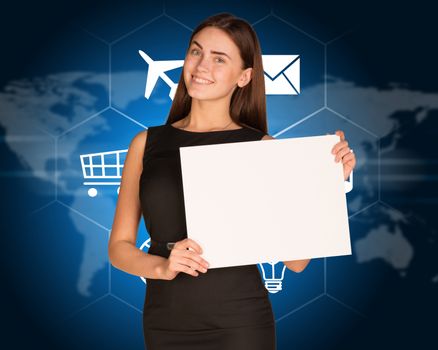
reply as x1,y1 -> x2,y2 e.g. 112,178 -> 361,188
80,149 -> 128,197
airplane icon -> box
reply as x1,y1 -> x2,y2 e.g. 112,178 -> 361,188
138,50 -> 184,100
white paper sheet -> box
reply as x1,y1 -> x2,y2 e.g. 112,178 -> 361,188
179,134 -> 352,269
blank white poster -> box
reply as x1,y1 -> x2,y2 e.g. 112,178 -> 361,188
179,134 -> 352,269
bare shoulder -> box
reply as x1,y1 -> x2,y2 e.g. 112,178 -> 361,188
128,129 -> 148,157
261,134 -> 275,140
132,129 -> 148,146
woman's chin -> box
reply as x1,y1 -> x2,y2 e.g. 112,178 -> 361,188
186,89 -> 212,100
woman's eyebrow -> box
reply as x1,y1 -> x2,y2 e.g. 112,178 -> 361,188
191,40 -> 232,60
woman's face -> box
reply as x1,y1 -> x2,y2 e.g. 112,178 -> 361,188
183,26 -> 252,102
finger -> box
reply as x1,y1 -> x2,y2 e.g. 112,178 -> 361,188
168,258 -> 199,277
176,264 -> 199,277
181,265 -> 199,277
176,257 -> 208,273
172,248 -> 208,266
185,238 -> 203,254
183,250 -> 209,268
335,147 -> 351,162
331,140 -> 348,154
335,130 -> 345,141
174,238 -> 203,254
344,156 -> 356,170
341,152 -> 355,163
332,140 -> 348,153
170,244 -> 210,268
343,159 -> 356,174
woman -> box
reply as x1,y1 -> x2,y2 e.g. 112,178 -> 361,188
108,13 -> 356,350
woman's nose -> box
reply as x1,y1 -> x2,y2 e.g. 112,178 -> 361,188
196,56 -> 210,72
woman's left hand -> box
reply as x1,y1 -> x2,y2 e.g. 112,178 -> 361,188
331,130 -> 356,181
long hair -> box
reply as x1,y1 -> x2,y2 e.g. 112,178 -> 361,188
166,13 -> 267,134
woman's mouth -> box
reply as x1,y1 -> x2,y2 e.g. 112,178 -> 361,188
192,75 -> 214,85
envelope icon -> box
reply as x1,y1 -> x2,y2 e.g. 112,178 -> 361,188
262,55 -> 300,95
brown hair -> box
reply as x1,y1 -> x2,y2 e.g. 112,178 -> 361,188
166,12 -> 267,134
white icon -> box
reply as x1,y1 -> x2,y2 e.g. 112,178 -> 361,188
138,50 -> 184,100
262,55 -> 300,95
345,170 -> 353,193
80,149 -> 127,197
139,238 -> 151,284
139,51 -> 301,100
344,149 -> 354,193
259,261 -> 287,294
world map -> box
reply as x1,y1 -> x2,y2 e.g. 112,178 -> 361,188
1,71 -> 437,299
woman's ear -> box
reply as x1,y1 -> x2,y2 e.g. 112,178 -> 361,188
237,67 -> 252,88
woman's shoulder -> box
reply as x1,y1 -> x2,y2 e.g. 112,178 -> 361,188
128,129 -> 148,158
239,122 -> 269,139
129,124 -> 170,159
129,124 -> 167,148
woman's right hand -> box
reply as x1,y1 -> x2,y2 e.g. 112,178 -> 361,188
161,238 -> 210,280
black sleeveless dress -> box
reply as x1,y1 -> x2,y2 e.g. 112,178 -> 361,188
139,123 -> 276,350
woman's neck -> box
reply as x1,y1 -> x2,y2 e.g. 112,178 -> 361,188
185,99 -> 234,130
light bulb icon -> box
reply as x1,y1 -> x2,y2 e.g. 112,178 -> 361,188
258,261 -> 287,294
139,238 -> 151,284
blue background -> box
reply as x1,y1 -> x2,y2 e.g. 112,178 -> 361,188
1,0 -> 437,349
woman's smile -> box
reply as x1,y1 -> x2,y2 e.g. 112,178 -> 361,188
191,75 -> 214,85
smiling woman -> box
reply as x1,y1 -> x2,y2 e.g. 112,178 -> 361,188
108,11 -> 355,350
109,13 -> 277,350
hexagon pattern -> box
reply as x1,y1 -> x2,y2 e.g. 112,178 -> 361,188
14,2 -> 430,349
27,4 -> 378,327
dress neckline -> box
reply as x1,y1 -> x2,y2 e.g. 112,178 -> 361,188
167,123 -> 245,134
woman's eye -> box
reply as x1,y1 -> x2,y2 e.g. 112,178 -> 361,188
190,49 -> 200,55
215,57 -> 225,63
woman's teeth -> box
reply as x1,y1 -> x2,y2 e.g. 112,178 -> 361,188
192,76 -> 213,84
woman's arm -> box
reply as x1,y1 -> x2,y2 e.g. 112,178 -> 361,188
108,130 -> 168,280
282,259 -> 311,273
